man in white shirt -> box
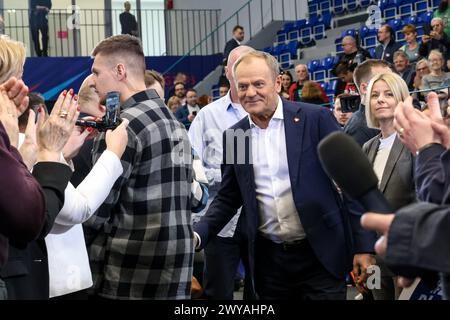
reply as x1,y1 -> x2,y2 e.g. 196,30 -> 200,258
189,45 -> 253,299
194,50 -> 377,299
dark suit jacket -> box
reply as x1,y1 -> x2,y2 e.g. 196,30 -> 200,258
400,66 -> 416,91
343,104 -> 380,147
1,162 -> 72,299
223,38 -> 239,64
175,104 -> 193,129
363,134 -> 416,211
375,39 -> 402,63
418,34 -> 450,62
194,99 -> 377,298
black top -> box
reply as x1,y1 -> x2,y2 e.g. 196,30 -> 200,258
30,0 -> 52,11
119,11 -> 138,36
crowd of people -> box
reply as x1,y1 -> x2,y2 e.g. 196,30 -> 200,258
1,0 -> 450,302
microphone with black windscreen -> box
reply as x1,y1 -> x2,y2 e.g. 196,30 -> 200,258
318,131 -> 392,213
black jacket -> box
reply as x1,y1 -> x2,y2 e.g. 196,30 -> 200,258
223,38 -> 239,65
343,104 -> 380,147
375,39 -> 402,63
418,33 -> 450,63
1,162 -> 72,300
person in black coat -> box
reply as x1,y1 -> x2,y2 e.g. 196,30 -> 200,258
374,24 -> 402,64
223,25 -> 244,66
30,0 -> 52,56
119,1 -> 138,36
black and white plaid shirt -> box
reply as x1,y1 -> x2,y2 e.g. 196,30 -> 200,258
84,89 -> 194,299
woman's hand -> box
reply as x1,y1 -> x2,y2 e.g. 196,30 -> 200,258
37,90 -> 80,162
62,126 -> 93,162
105,118 -> 129,158
18,106 -> 46,170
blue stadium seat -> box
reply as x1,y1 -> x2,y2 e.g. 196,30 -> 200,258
319,12 -> 333,29
420,11 -> 434,26
308,0 -> 319,16
399,0 -> 414,18
360,0 -> 372,8
429,0 -> 440,9
333,0 -> 346,15
346,0 -> 359,12
321,56 -> 337,78
402,15 -> 419,26
383,3 -> 398,21
415,0 -> 428,14
307,59 -> 321,74
276,22 -> 295,43
314,24 -> 326,40
327,79 -> 338,94
299,28 -> 313,46
319,0 -> 332,15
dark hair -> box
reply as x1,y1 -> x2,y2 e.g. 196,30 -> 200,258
233,25 -> 244,33
174,82 -> 185,89
335,61 -> 356,76
381,24 -> 395,40
280,70 -> 293,82
19,92 -> 48,130
186,88 -> 197,95
439,0 -> 448,12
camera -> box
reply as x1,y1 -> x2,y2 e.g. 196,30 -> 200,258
76,91 -> 122,132
340,95 -> 361,113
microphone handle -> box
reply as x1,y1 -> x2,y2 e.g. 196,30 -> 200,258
358,190 -> 393,214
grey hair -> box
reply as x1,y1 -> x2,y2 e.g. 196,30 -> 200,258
232,50 -> 279,83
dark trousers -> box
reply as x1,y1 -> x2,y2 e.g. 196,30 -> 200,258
30,14 -> 49,56
203,234 -> 243,300
255,236 -> 346,300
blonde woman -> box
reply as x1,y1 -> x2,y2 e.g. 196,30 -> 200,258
363,72 -> 416,300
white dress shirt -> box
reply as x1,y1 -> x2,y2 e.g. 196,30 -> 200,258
45,150 -> 123,298
189,91 -> 247,237
249,97 -> 306,243
187,103 -> 201,115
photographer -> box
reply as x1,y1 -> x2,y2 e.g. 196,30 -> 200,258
333,94 -> 354,127
419,18 -> 450,68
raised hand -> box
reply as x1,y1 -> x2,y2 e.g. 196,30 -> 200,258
37,90 -> 80,162
105,118 -> 129,158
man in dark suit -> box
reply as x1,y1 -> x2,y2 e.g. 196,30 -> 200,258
175,88 -> 200,130
223,25 -> 244,66
30,0 -> 52,57
374,25 -> 401,64
194,51 -> 377,300
119,1 -> 138,36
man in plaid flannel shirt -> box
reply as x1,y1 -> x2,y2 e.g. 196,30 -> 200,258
84,35 -> 194,300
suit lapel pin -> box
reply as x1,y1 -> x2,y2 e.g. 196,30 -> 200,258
294,117 -> 300,123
